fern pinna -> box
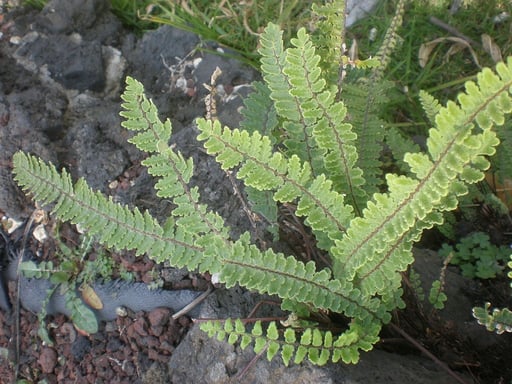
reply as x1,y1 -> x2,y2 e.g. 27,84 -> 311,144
12,18 -> 511,366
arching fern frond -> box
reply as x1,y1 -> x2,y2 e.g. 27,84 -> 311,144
221,234 -> 390,322
121,76 -> 228,239
197,118 -> 354,250
200,317 -> 381,366
332,59 -> 511,298
259,23 -> 368,213
258,22 -> 324,176
285,28 -> 368,212
12,152 -> 205,268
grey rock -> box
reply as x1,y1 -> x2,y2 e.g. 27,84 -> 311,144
346,0 -> 380,27
167,282 -> 471,384
17,275 -> 203,321
170,327 -> 462,383
35,0 -> 109,35
14,33 -> 105,92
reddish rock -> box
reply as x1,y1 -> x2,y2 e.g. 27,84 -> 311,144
132,317 -> 149,336
38,347 -> 57,374
148,307 -> 171,328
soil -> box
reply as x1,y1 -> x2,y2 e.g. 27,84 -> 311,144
0,1 -> 511,383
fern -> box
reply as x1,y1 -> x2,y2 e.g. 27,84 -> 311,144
11,10 -> 512,367
200,318 -> 381,366
473,303 -> 512,334
258,23 -> 368,213
196,119 -> 354,251
344,0 -> 408,198
472,256 -> 512,334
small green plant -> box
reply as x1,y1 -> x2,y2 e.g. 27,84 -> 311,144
472,255 -> 512,334
10,0 -> 512,366
439,231 -> 511,279
21,230 -> 133,339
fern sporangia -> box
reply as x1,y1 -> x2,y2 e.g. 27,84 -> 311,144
11,6 -> 512,366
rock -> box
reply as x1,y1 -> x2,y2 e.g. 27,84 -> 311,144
148,308 -> 171,337
38,347 -> 58,374
167,288 -> 471,384
36,0 -> 108,34
346,0 -> 380,27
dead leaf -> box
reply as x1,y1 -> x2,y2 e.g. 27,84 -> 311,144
419,36 -> 480,68
481,34 -> 503,63
80,283 -> 103,310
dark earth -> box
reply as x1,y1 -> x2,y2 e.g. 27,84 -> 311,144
0,0 -> 511,383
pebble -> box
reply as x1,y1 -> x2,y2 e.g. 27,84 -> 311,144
38,347 -> 57,373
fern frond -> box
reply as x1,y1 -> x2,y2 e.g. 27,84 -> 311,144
418,90 -> 442,125
342,0 -> 407,200
121,77 -> 228,239
258,23 -> 324,175
12,152 -> 206,268
372,0 -> 407,79
332,59 -> 511,297
120,77 -> 172,153
285,28 -> 368,212
473,302 -> 512,334
197,119 -> 354,250
239,81 -> 279,141
201,317 -> 381,366
220,234 -> 389,322
311,0 -> 345,84
385,126 -> 421,174
239,82 -> 280,233
343,79 -> 388,198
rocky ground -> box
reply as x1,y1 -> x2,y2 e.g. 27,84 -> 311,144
0,1 -> 511,383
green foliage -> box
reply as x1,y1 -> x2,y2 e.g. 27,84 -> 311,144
200,318 -> 379,366
439,232 -> 510,279
140,0 -> 315,66
428,280 -> 448,310
11,3 -> 512,366
19,233 -> 133,337
408,268 -> 425,302
472,255 -> 512,334
472,302 -> 512,335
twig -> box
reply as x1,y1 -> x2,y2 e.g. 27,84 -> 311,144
225,169 -> 269,250
172,285 -> 213,320
428,16 -> 479,47
389,323 -> 470,384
